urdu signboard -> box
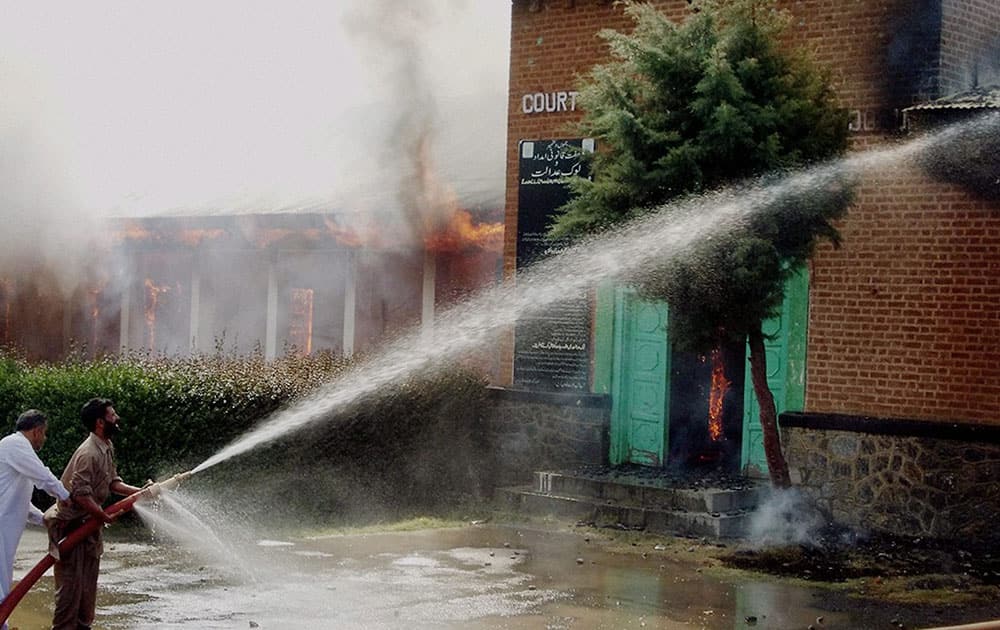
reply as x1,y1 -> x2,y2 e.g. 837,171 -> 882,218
514,138 -> 595,392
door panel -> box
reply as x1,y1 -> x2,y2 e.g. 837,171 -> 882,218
742,311 -> 788,477
741,268 -> 808,477
611,289 -> 669,466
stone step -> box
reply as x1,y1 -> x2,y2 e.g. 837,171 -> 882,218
533,471 -> 764,514
498,485 -> 754,539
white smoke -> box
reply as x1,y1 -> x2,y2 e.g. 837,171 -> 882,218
0,0 -> 510,290
745,487 -> 828,548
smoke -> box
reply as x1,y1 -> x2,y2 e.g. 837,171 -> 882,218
345,1 -> 451,245
0,61 -> 97,295
745,487 -> 827,548
0,0 -> 509,294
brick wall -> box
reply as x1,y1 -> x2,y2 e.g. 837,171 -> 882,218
504,0 -> 918,276
806,162 -> 1000,423
503,1 -> 999,425
503,0 -> 914,383
502,0 -> 650,382
941,0 -> 1000,94
507,0 -> 853,272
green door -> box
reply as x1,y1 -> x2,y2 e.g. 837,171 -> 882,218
609,288 -> 670,466
741,268 -> 809,477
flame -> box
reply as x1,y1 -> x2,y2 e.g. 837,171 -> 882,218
288,288 -> 314,355
114,220 -> 155,244
113,222 -> 224,247
143,278 -> 170,349
708,347 -> 730,441
322,217 -> 365,248
424,209 -> 504,253
411,131 -> 459,238
178,228 -> 225,247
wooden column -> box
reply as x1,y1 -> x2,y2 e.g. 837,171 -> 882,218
189,264 -> 201,353
265,258 -> 278,361
343,253 -> 356,357
421,249 -> 436,340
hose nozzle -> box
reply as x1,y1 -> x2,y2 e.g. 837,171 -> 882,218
158,470 -> 193,492
142,470 -> 194,498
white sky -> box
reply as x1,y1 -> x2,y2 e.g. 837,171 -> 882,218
0,1 -> 511,219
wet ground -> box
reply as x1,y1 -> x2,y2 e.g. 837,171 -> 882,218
8,524 -> 1000,630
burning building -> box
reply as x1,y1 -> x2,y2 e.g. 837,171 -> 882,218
494,0 -> 1000,542
0,208 -> 503,367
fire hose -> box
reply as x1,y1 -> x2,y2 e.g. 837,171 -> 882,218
0,470 -> 192,626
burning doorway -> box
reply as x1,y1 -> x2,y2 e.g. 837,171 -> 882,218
602,270 -> 809,478
668,343 -> 746,473
607,289 -> 746,471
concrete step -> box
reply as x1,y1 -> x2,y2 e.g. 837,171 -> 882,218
533,471 -> 764,514
498,485 -> 754,539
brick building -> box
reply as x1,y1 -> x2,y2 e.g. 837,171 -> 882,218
497,0 -> 1000,540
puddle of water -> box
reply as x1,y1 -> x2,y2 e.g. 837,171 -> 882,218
9,525 -> 873,630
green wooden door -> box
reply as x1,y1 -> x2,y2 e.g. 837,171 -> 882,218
609,288 -> 670,466
741,268 -> 809,477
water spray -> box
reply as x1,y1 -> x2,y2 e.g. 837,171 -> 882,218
0,469 -> 194,626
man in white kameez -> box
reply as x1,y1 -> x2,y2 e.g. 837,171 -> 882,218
0,409 -> 70,628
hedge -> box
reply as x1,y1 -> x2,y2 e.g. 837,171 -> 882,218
0,351 -> 490,522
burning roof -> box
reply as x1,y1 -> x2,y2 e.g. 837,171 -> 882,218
112,210 -> 503,253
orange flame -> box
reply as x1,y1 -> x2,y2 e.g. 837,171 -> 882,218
178,228 -> 225,247
143,278 -> 170,349
114,220 -> 155,244
424,209 -> 504,253
322,217 -> 366,248
288,288 -> 314,355
708,347 -> 730,441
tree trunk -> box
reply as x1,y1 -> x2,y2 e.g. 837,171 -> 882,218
748,325 -> 791,488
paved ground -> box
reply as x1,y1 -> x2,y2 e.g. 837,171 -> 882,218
11,520 -> 1000,630
4,524 -> 849,629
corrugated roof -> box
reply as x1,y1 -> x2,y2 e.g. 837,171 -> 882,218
903,86 -> 1000,112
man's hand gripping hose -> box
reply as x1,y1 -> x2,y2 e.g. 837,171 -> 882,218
0,470 -> 194,625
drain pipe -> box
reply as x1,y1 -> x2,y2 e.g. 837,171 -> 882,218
0,470 -> 192,626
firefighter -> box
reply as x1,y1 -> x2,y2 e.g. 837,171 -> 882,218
44,399 -> 144,630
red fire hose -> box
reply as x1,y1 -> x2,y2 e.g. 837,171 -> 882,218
0,471 -> 191,627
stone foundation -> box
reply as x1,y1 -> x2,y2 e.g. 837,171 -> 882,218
781,412 -> 1000,543
481,386 -> 610,487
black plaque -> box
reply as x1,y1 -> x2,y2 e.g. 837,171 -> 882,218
513,138 -> 594,392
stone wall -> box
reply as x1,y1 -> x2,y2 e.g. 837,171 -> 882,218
480,386 -> 610,487
782,412 -> 1000,542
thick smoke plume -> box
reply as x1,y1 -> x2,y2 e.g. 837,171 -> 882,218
0,0 -> 509,298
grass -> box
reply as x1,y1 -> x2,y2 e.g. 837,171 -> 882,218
297,505 -> 495,538
852,575 -> 998,607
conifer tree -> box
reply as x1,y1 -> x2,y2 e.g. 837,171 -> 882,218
551,0 -> 851,486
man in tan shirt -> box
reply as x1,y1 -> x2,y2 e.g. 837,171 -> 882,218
45,398 -> 143,630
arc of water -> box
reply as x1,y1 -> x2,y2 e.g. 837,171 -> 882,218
194,114 -> 997,474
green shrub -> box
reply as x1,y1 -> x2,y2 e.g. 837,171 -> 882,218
196,363 -> 491,526
1,350 -> 489,521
